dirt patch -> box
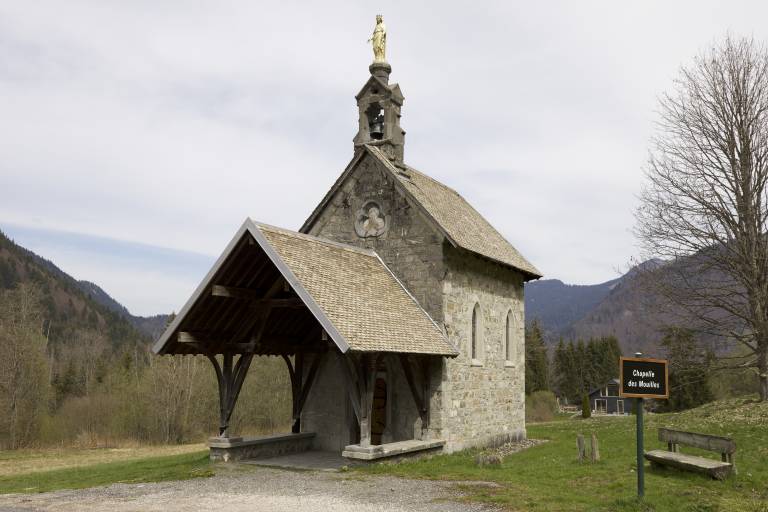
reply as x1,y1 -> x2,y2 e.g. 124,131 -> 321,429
475,438 -> 547,465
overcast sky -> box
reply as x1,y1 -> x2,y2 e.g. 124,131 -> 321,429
1,1 -> 766,316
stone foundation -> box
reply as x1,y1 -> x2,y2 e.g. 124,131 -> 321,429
342,439 -> 445,462
208,432 -> 315,462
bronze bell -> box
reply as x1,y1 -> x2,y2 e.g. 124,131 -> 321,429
369,114 -> 384,140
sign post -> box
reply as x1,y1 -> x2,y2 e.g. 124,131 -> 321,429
636,396 -> 644,497
619,355 -> 669,499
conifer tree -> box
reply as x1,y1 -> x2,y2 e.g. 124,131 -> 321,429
525,320 -> 550,394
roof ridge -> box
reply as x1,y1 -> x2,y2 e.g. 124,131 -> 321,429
253,220 -> 378,258
402,164 -> 462,197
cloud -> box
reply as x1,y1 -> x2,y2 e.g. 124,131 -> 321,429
1,1 -> 766,314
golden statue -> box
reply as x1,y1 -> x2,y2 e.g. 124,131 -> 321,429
368,15 -> 386,63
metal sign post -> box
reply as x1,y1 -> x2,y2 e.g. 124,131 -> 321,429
620,355 -> 669,499
636,397 -> 644,497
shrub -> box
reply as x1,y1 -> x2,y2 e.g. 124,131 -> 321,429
525,391 -> 558,423
581,394 -> 591,419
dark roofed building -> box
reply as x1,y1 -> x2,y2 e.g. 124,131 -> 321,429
588,379 -> 634,415
154,28 -> 540,462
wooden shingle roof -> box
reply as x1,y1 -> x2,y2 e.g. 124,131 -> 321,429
153,219 -> 457,357
261,224 -> 456,355
302,145 -> 541,279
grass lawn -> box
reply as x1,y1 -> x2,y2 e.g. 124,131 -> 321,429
359,397 -> 768,511
0,443 -> 206,477
0,449 -> 212,494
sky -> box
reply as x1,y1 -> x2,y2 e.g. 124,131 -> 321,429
1,1 -> 767,316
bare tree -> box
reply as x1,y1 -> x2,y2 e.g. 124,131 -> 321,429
0,284 -> 51,448
636,36 -> 768,401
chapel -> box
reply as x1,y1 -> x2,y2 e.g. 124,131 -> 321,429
153,18 -> 541,462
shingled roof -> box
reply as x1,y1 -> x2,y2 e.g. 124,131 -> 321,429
259,223 -> 456,355
153,219 -> 458,357
302,145 -> 541,279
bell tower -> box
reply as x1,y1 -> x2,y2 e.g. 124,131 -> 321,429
354,21 -> 405,163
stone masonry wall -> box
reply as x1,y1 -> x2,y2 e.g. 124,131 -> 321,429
305,151 -> 527,451
306,152 -> 446,323
441,245 -> 526,452
303,152 -> 445,446
301,352 -> 423,451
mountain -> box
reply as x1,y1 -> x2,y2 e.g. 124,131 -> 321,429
524,261 -> 669,356
0,229 -> 167,345
76,280 -> 169,340
524,277 -> 622,336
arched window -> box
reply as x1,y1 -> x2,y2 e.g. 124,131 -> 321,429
505,310 -> 515,364
471,303 -> 480,361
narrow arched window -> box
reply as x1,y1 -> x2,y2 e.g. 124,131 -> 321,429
505,310 -> 515,364
471,303 -> 480,361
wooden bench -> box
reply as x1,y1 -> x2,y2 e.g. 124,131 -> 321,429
644,428 -> 736,480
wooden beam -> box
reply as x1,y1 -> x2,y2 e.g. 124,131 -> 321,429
179,332 -> 305,346
206,352 -> 254,438
211,284 -> 264,300
178,331 -> 214,343
211,285 -> 304,308
398,354 -> 431,438
250,298 -> 304,308
228,276 -> 284,349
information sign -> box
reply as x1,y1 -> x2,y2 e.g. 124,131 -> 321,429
620,357 -> 669,399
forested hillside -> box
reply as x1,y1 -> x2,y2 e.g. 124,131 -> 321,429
0,230 -> 151,347
524,257 -> 735,359
524,261 -> 675,355
0,230 -> 290,449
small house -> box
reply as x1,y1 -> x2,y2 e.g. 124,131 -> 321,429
588,379 -> 633,415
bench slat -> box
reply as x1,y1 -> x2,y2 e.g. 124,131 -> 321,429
658,428 -> 735,454
645,450 -> 733,480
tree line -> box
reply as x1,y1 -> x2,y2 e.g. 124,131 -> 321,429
525,319 -> 623,404
0,283 -> 291,449
552,335 -> 622,405
525,318 -> 745,413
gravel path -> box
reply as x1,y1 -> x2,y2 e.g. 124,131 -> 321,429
0,466 -> 499,512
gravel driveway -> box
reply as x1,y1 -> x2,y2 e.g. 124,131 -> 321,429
0,466 -> 498,512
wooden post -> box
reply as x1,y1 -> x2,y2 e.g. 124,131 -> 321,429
577,434 -> 585,463
207,352 -> 254,438
282,352 -> 323,435
590,433 -> 600,462
342,353 -> 380,448
359,354 -> 378,448
398,354 -> 431,440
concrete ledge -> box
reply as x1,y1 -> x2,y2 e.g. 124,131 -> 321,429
209,432 -> 315,462
342,439 -> 445,461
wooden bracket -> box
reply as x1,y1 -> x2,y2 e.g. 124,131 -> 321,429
282,352 -> 324,433
207,352 -> 254,437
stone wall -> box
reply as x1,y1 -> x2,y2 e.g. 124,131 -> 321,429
304,151 -> 527,452
300,353 -> 353,452
305,153 -> 446,323
300,352 -> 422,451
440,245 -> 526,451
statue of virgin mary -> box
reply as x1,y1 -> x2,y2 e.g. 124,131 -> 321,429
368,15 -> 387,63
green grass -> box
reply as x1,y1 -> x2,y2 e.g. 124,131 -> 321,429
359,397 -> 768,511
0,450 -> 213,494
